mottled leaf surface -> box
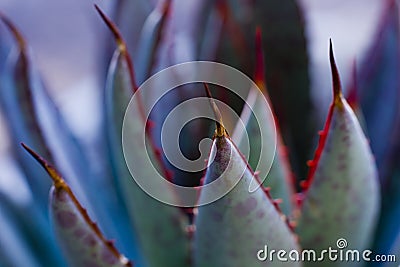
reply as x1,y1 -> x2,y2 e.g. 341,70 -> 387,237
233,86 -> 294,217
297,44 -> 380,266
0,15 -> 129,253
194,113 -> 300,266
22,144 -> 132,267
101,9 -> 190,266
232,30 -> 295,216
0,191 -> 65,266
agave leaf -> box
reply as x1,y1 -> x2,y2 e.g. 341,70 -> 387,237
232,29 -> 295,216
154,0 -> 214,66
0,14 -> 133,252
345,62 -> 367,133
0,15 -> 53,210
21,144 -> 132,267
357,3 -> 400,254
194,87 -> 300,267
373,163 -> 400,257
253,0 -> 315,180
0,14 -> 93,211
0,190 -> 66,266
0,20 -> 12,72
218,0 -> 315,179
297,43 -> 380,266
134,0 -> 171,85
358,0 -> 400,183
0,205 -> 42,267
97,6 -> 146,264
198,7 -> 223,61
146,0 -> 216,189
215,0 -> 252,74
99,8 -> 190,267
386,229 -> 400,267
0,158 -> 63,267
114,0 -> 152,58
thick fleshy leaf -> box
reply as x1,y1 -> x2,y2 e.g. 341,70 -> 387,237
0,21 -> 12,73
373,164 -> 400,257
216,0 -> 315,179
114,0 -> 152,59
194,91 -> 300,267
0,14 -> 88,210
254,0 -> 315,180
0,204 -> 42,267
386,229 -> 400,267
0,191 -> 66,266
0,15 -> 131,254
357,1 -> 400,256
232,29 -> 295,216
100,9 -> 190,267
22,144 -> 132,267
134,0 -> 171,85
358,0 -> 400,183
147,0 -> 216,189
345,62 -> 367,133
0,15 -> 52,209
297,43 -> 380,266
0,162 -> 62,267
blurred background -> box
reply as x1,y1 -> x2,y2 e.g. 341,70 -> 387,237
0,0 -> 384,196
1,0 -> 399,266
0,0 -> 383,136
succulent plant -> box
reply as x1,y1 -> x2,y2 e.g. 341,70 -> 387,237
0,1 -> 399,267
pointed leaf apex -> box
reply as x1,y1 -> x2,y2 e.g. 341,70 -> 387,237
95,4 -> 139,93
21,143 -> 66,189
95,5 -> 127,54
329,39 -> 344,107
0,12 -> 27,51
203,83 -> 228,138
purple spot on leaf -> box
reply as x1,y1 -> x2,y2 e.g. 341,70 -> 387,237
83,234 -> 97,247
73,228 -> 86,238
234,197 -> 258,217
56,211 -> 77,229
256,209 -> 266,219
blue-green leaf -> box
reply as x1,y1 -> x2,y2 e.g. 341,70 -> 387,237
0,14 -> 128,254
99,8 -> 190,267
297,43 -> 380,266
232,30 -> 295,216
22,143 -> 132,267
194,89 -> 300,267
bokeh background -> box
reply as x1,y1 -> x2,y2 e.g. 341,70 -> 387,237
0,0 -> 384,201
0,0 -> 400,266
